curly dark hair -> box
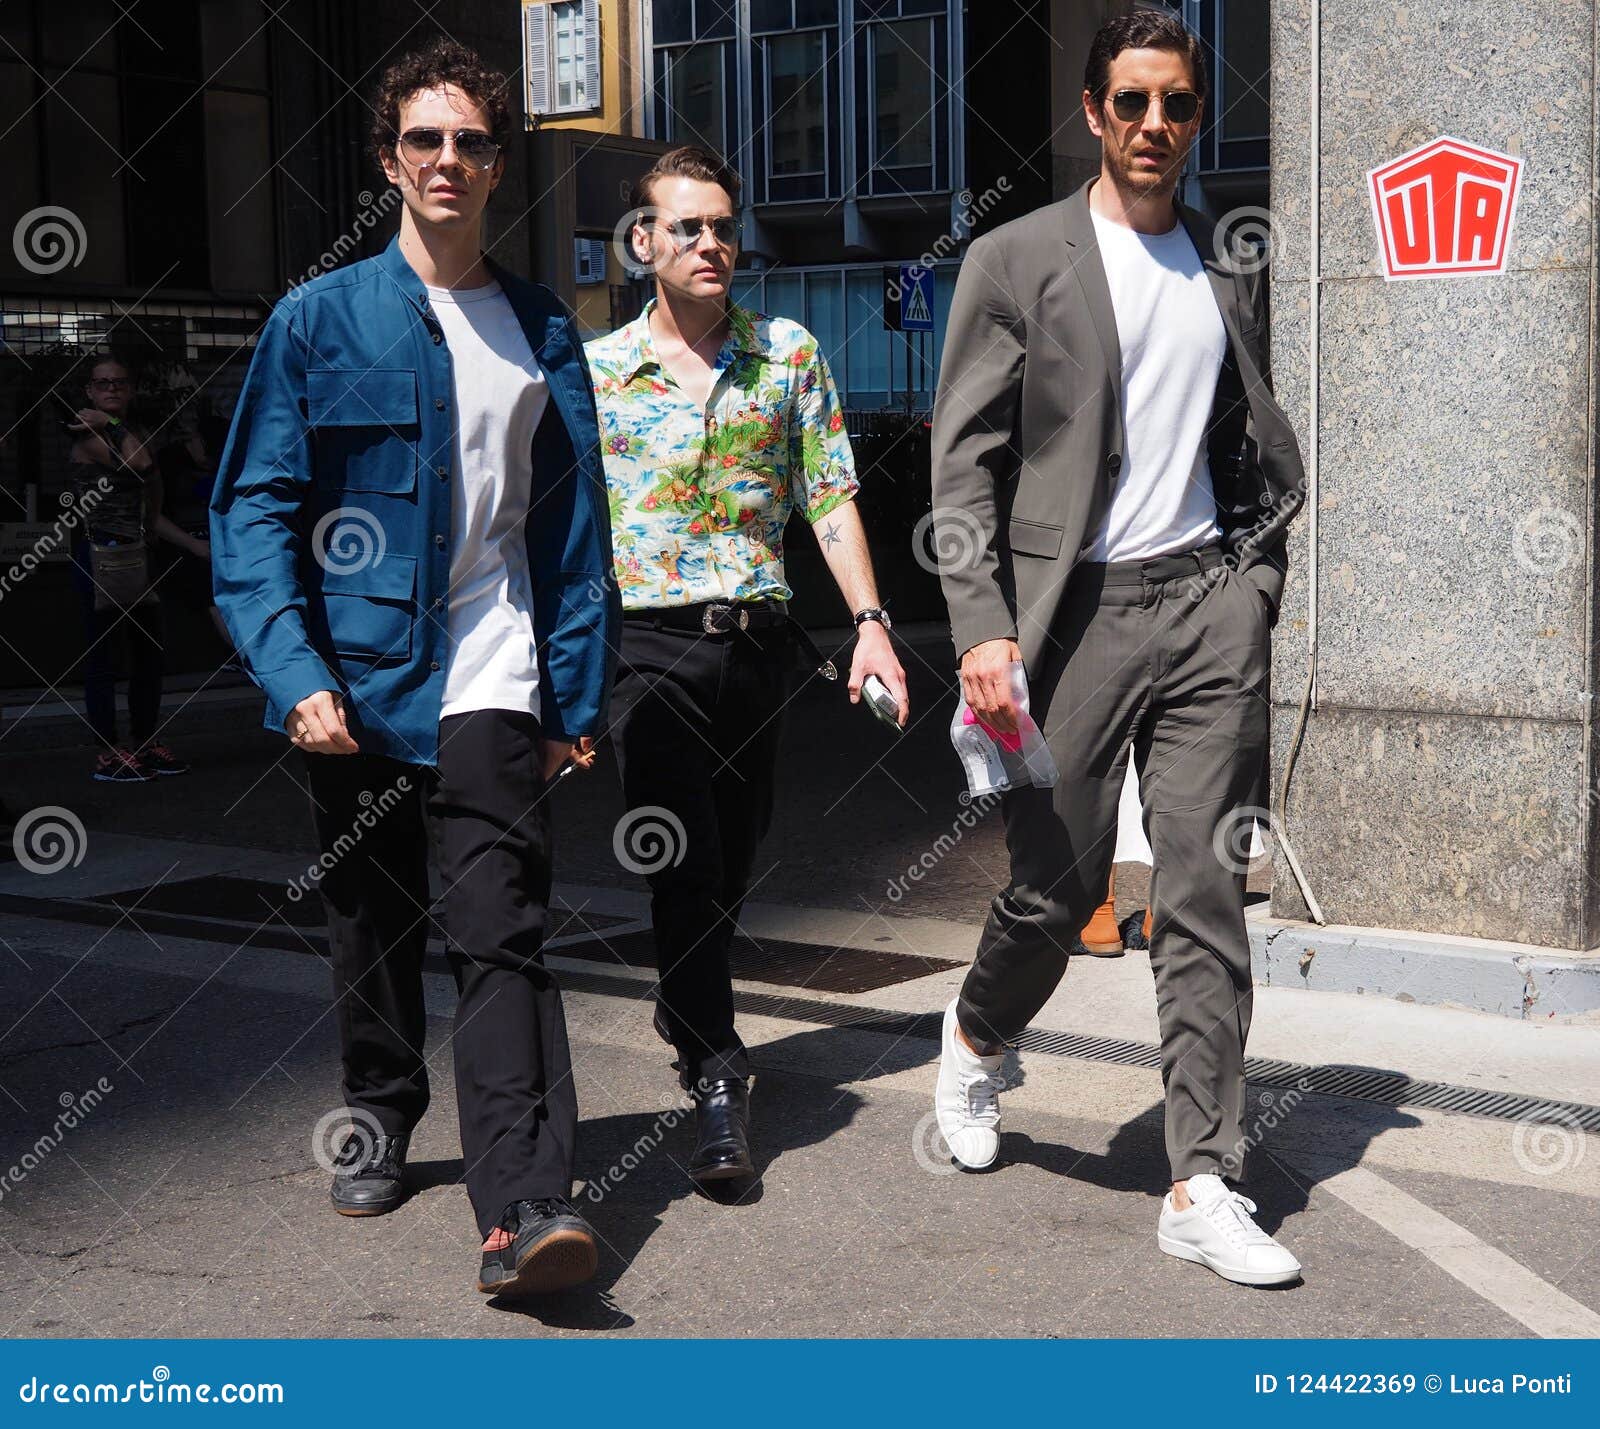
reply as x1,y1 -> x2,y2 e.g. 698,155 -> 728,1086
370,35 -> 513,169
1084,8 -> 1208,105
629,145 -> 743,213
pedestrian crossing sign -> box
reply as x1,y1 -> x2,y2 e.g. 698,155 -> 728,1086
899,264 -> 934,331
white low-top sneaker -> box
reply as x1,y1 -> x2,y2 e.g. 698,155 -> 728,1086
1157,1172 -> 1302,1286
933,999 -> 1004,1170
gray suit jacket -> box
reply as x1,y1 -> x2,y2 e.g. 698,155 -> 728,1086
930,179 -> 1306,672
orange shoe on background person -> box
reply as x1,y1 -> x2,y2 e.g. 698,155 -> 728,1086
1078,869 -> 1124,956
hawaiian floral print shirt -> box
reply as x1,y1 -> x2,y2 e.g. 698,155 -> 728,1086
584,300 -> 859,609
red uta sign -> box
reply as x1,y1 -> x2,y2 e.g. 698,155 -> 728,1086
1368,136 -> 1522,280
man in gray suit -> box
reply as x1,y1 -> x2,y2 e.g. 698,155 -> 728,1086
929,10 -> 1305,1286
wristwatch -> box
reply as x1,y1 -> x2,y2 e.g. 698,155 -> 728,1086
853,607 -> 892,632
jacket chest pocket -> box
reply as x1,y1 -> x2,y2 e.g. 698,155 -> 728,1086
312,551 -> 417,664
307,367 -> 420,493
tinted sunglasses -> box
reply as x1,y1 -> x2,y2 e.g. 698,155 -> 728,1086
1108,89 -> 1201,124
394,127 -> 502,171
659,215 -> 743,250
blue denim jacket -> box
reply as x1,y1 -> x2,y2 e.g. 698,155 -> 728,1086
210,236 -> 620,765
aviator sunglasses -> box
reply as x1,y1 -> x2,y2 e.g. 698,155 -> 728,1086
1107,88 -> 1201,124
656,215 -> 744,250
393,127 -> 503,171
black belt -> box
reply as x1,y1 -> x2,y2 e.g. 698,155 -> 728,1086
625,600 -> 838,680
1081,542 -> 1227,588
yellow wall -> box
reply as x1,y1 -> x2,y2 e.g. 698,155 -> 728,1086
521,1 -> 636,136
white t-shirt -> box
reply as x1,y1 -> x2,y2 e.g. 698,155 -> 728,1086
428,280 -> 551,721
1086,209 -> 1225,563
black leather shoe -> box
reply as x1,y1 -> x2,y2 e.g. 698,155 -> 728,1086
329,1130 -> 409,1217
687,1077 -> 753,1183
478,1198 -> 599,1297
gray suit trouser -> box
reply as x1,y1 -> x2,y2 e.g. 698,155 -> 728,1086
956,544 -> 1270,1182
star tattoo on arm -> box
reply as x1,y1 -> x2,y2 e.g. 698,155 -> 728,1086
821,521 -> 841,549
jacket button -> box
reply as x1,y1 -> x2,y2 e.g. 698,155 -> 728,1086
436,464 -> 448,479
434,397 -> 445,411
1107,454 -> 1122,476
432,331 -> 442,345
434,533 -> 445,547
430,661 -> 440,672
431,598 -> 443,611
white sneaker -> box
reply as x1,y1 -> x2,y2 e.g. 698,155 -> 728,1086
933,999 -> 1004,1170
1157,1172 -> 1302,1286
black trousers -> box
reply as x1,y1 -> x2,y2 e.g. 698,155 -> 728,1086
302,708 -> 576,1237
79,592 -> 163,749
607,615 -> 792,1088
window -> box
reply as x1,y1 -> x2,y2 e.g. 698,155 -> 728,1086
872,20 -> 933,168
651,1 -> 739,157
854,2 -> 949,196
1214,0 -> 1268,168
574,236 -> 607,285
527,0 -> 602,118
732,262 -> 956,412
655,42 -> 732,153
0,0 -> 276,293
1154,1 -> 1269,174
768,33 -> 827,177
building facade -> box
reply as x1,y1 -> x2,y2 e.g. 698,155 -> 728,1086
0,0 -> 544,686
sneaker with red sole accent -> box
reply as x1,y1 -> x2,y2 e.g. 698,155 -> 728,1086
93,748 -> 153,783
135,741 -> 189,776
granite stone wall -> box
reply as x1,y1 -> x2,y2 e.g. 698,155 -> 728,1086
1267,1 -> 1600,948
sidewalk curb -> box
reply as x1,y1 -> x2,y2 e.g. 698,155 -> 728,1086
1248,910 -> 1600,1020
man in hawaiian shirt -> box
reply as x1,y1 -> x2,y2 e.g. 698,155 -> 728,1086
585,145 -> 909,1190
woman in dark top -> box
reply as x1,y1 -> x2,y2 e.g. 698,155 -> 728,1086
67,356 -> 191,782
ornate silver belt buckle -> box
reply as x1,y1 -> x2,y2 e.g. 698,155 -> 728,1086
735,607 -> 750,630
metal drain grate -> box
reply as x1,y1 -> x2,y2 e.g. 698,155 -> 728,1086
557,969 -> 1600,1133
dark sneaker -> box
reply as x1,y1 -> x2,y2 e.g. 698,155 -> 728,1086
478,1198 -> 599,1297
93,748 -> 153,783
135,741 -> 189,776
329,1130 -> 409,1217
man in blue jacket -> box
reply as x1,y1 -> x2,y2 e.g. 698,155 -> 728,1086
210,38 -> 619,1299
